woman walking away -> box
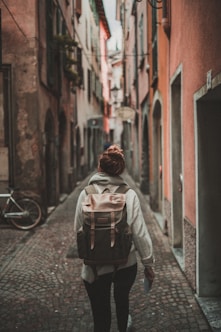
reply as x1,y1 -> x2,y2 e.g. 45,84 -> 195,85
74,144 -> 155,332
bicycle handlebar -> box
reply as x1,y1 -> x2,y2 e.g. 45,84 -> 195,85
6,187 -> 20,194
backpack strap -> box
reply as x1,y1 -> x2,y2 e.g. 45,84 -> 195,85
115,184 -> 130,194
85,184 -> 97,195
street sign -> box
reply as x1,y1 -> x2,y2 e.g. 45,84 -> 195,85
115,107 -> 135,121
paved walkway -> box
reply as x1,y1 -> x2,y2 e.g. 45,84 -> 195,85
0,172 -> 212,331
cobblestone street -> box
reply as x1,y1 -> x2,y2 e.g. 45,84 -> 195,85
0,173 -> 212,331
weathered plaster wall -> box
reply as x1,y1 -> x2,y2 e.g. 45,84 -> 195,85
2,0 -> 43,191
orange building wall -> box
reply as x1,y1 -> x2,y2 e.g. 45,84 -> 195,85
170,0 -> 221,225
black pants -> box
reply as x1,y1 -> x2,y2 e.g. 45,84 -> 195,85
83,264 -> 137,332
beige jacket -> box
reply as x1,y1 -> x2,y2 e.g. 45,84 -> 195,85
74,172 -> 154,283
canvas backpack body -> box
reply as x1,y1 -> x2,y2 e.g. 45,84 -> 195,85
77,184 -> 132,267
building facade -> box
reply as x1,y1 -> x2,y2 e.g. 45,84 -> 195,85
167,0 -> 221,298
119,0 -> 221,300
0,0 -> 111,215
73,0 -> 111,173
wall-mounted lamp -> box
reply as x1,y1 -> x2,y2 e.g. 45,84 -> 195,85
136,0 -> 163,9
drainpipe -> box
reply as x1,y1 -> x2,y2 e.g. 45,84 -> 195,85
134,2 -> 139,110
122,1 -> 127,106
0,9 -> 2,67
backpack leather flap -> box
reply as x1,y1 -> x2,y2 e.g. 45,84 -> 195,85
82,193 -> 126,212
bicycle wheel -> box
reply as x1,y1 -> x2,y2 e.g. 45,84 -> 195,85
9,198 -> 42,230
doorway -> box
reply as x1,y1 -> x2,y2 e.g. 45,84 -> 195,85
171,74 -> 183,250
45,110 -> 56,207
59,111 -> 67,193
196,88 -> 221,296
153,100 -> 162,212
76,126 -> 81,180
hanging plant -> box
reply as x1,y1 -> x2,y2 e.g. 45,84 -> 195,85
64,68 -> 79,84
54,34 -> 78,52
65,55 -> 78,67
54,34 -> 80,85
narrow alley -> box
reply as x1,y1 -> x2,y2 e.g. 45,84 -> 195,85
0,172 -> 212,332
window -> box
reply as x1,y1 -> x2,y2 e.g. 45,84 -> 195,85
86,19 -> 88,49
77,47 -> 84,87
87,69 -> 91,101
76,0 -> 82,18
139,14 -> 145,69
46,0 -> 55,87
133,46 -> 136,86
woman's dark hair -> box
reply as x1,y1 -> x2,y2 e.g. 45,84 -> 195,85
99,145 -> 125,176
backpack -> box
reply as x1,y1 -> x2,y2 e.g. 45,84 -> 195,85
77,184 -> 132,268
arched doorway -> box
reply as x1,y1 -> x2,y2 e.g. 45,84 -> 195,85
45,110 -> 56,207
140,113 -> 150,194
152,100 -> 163,212
59,111 -> 67,193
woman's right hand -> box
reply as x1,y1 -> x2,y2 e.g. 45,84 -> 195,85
144,266 -> 155,288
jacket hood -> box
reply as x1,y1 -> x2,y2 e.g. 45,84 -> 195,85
88,172 -> 128,187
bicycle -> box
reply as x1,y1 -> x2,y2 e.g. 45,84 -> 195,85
0,188 -> 42,230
